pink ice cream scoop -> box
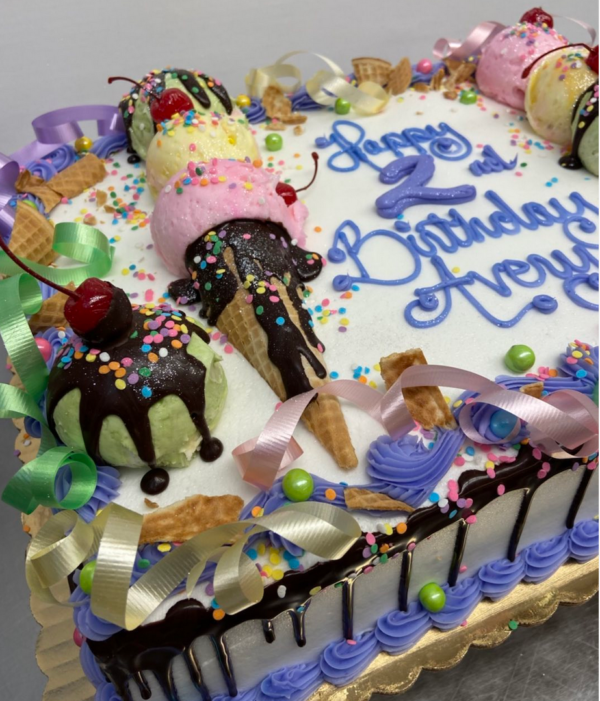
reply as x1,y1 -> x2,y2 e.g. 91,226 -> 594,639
476,19 -> 568,110
151,158 -> 309,277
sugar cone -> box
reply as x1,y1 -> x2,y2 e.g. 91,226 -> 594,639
352,57 -> 392,87
47,153 -> 106,199
10,202 -> 56,266
28,283 -> 75,334
218,249 -> 357,469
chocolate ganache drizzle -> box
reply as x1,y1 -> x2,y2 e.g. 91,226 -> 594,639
47,304 -> 223,467
169,219 -> 327,399
559,82 -> 599,170
119,69 -> 234,154
87,445 -> 593,701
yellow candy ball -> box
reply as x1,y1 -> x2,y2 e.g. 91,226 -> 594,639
236,94 -> 251,108
75,136 -> 93,153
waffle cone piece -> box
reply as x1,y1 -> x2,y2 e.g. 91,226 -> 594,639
28,282 -> 75,334
10,202 -> 56,266
217,248 -> 357,469
352,57 -> 392,87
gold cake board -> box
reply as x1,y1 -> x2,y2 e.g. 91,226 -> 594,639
26,512 -> 598,701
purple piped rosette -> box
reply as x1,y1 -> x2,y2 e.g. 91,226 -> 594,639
256,662 -> 322,701
71,568 -> 122,641
90,133 -> 129,159
290,86 -> 324,112
95,682 -> 122,701
80,642 -> 107,686
453,390 -> 528,444
24,159 -> 58,181
366,429 -> 464,507
243,98 -> 267,124
477,555 -> 526,600
522,531 -> 571,583
320,631 -> 379,686
55,465 -> 121,523
429,576 -> 482,631
44,144 -> 77,172
375,600 -> 432,654
568,519 -> 599,562
410,60 -> 447,85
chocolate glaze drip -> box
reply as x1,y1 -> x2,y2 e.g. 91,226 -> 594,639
447,521 -> 469,587
88,446 -> 586,699
183,647 -> 211,701
47,306 -> 222,468
288,601 -> 310,647
141,468 -> 170,495
119,69 -> 234,155
170,219 -> 327,399
342,577 -> 356,640
262,619 -> 276,644
559,81 -> 598,170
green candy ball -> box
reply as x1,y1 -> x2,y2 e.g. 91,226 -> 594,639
335,98 -> 351,115
504,344 -> 536,373
265,133 -> 283,152
79,560 -> 97,595
419,582 -> 446,613
593,382 -> 599,407
460,90 -> 478,105
282,468 -> 314,502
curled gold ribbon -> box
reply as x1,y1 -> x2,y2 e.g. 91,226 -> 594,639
246,51 -> 390,115
27,501 -> 361,629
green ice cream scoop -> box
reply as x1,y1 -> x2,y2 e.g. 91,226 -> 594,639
559,82 -> 599,177
47,305 -> 227,469
117,68 -> 235,159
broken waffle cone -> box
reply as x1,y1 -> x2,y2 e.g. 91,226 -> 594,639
388,57 -> 413,95
217,249 -> 357,469
380,348 -> 456,430
344,488 -> 415,512
47,153 -> 106,200
352,57 -> 392,87
10,202 -> 56,266
28,282 -> 76,334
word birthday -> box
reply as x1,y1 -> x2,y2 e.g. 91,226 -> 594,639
315,120 -> 472,172
328,189 -> 599,328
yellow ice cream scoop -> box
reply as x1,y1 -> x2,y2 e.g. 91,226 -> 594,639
525,47 -> 596,145
145,108 -> 259,198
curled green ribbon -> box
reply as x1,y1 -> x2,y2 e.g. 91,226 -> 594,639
0,221 -> 114,285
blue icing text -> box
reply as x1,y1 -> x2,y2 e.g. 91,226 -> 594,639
469,145 -> 518,177
315,120 -> 472,173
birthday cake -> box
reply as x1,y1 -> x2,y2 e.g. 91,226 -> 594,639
0,7 -> 598,701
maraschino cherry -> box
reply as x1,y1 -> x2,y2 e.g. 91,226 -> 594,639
0,235 -> 132,347
276,152 -> 319,206
586,45 -> 599,73
520,7 -> 554,27
108,76 -> 194,122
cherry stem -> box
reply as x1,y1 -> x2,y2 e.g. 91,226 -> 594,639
0,232 -> 79,300
521,43 -> 592,79
295,152 -> 320,193
108,76 -> 160,100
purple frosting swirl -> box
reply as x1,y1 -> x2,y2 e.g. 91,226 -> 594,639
95,682 -> 121,701
453,391 -> 528,444
7,193 -> 46,217
559,343 -> 598,386
257,662 -> 321,701
569,519 -> 599,562
411,61 -> 446,85
90,134 -> 129,159
25,159 -> 58,180
214,687 -> 258,701
366,429 -> 464,507
320,631 -> 378,686
478,555 -> 526,601
290,86 -> 324,112
522,531 -> 570,583
44,144 -> 77,171
80,642 -> 107,687
429,577 -> 482,631
375,600 -> 432,654
71,573 -> 122,641
243,98 -> 267,124
55,465 -> 121,523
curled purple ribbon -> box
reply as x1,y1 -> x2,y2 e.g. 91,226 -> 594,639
0,153 -> 19,242
233,365 -> 599,490
10,104 -> 124,166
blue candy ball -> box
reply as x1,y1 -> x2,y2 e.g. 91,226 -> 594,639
489,409 -> 518,439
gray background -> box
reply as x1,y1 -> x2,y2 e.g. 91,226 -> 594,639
0,1 -> 598,699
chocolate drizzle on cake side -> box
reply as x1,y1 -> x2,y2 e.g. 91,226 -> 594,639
87,446 -> 589,701
169,219 -> 327,398
47,305 -> 223,467
119,69 -> 234,154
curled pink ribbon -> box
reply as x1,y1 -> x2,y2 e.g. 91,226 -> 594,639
233,365 -> 599,490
